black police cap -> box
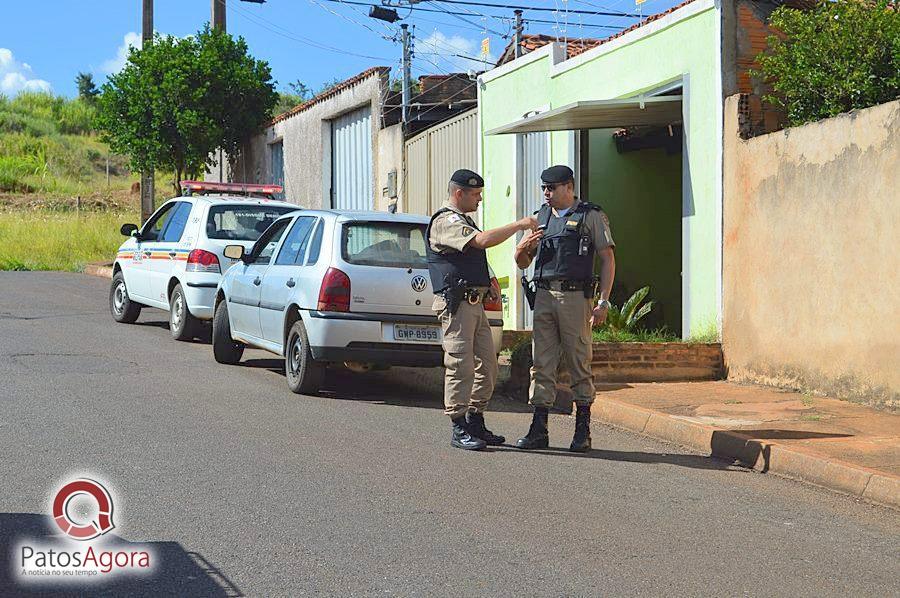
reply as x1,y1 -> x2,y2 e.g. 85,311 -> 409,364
540,165 -> 575,184
450,169 -> 484,188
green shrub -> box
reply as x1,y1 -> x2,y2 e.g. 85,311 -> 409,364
601,286 -> 653,333
0,110 -> 57,136
55,98 -> 96,135
756,0 -> 900,126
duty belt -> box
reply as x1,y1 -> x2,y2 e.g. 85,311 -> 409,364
536,279 -> 591,292
462,288 -> 489,304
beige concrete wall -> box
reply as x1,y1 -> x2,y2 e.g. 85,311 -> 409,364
723,95 -> 900,409
375,123 -> 403,212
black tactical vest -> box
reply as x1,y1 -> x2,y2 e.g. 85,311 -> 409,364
425,208 -> 491,292
533,201 -> 600,282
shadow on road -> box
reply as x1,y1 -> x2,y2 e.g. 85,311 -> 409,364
0,513 -> 242,597
489,446 -> 750,471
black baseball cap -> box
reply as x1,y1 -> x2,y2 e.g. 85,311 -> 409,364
540,165 -> 575,184
450,169 -> 484,188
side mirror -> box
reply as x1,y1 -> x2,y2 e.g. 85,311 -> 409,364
120,223 -> 138,237
223,244 -> 245,261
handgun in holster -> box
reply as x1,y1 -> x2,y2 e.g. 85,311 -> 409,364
521,275 -> 537,310
442,277 -> 467,315
586,276 -> 600,300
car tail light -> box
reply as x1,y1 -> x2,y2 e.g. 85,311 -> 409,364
483,277 -> 502,312
186,249 -> 220,273
318,267 -> 351,312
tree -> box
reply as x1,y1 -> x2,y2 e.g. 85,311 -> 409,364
755,0 -> 900,127
96,25 -> 277,195
287,79 -> 313,100
75,72 -> 99,103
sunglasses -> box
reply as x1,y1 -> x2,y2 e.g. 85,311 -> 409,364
540,183 -> 562,191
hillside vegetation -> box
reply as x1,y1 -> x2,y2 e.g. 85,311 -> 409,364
0,91 -> 155,206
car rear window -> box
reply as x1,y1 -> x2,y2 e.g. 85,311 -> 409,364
206,205 -> 297,241
342,222 -> 428,268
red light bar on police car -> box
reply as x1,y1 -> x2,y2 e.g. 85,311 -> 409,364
180,180 -> 283,197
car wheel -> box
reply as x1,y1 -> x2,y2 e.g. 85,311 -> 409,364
109,272 -> 141,323
169,283 -> 198,341
285,319 -> 323,395
212,299 -> 244,364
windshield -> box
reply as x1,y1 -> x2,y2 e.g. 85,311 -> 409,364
206,205 -> 297,241
341,222 -> 428,269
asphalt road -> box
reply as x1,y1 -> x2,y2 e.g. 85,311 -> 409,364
1,272 -> 898,597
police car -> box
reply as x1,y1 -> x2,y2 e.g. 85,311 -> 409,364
211,209 -> 504,394
109,181 -> 300,340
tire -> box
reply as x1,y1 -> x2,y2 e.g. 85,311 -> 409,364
285,319 -> 323,395
169,283 -> 199,341
109,272 -> 141,324
212,299 -> 244,364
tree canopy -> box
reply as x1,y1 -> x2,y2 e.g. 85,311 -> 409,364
96,25 -> 277,195
756,0 -> 900,127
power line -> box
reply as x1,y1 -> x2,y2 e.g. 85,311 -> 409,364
398,0 -> 640,18
227,0 -> 393,59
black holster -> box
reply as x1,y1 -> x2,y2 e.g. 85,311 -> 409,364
442,277 -> 467,315
521,275 -> 536,311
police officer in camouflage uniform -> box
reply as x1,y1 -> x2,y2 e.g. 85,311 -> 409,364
513,165 -> 616,452
426,169 -> 538,450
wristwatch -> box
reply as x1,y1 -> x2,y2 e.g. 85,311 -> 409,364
597,299 -> 611,310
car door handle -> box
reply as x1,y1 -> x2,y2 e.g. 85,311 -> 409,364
286,278 -> 296,288
168,252 -> 177,258
253,277 -> 261,286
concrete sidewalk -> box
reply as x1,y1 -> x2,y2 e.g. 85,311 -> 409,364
584,381 -> 900,509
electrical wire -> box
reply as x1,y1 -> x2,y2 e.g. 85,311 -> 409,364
226,0 -> 392,60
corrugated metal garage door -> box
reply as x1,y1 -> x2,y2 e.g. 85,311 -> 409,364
332,105 -> 373,210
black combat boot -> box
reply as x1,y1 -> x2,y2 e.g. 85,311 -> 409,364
466,411 -> 505,445
569,404 -> 592,453
451,416 -> 487,451
515,407 -> 549,450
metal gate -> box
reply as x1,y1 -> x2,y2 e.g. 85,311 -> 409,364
518,131 -> 550,329
269,140 -> 284,200
331,105 -> 373,210
404,109 -> 478,217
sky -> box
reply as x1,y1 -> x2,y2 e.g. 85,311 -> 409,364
0,0 -> 684,99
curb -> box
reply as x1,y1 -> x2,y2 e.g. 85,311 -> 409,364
592,397 -> 899,510
83,262 -> 114,279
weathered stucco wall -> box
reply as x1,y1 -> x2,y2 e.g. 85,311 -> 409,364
375,123 -> 403,212
723,95 -> 900,409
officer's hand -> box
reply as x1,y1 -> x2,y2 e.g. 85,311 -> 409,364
590,304 -> 608,327
517,216 -> 539,231
516,230 -> 543,252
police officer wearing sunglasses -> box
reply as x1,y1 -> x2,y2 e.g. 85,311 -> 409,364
514,165 -> 616,452
426,169 -> 539,450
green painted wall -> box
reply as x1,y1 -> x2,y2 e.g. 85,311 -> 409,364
588,130 -> 682,334
479,3 -> 720,336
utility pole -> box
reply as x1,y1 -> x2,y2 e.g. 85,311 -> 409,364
213,1 -> 226,181
513,10 -> 523,58
401,24 -> 412,126
140,0 -> 155,224
212,0 -> 226,30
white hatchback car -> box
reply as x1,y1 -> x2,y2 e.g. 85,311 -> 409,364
212,210 -> 504,394
109,181 -> 299,339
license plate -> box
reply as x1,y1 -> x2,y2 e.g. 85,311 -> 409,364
393,325 -> 441,342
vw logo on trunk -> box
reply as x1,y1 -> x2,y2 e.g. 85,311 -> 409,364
411,275 -> 427,292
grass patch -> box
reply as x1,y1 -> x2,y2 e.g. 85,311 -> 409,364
592,327 -> 681,343
687,319 -> 719,343
0,209 -> 136,272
